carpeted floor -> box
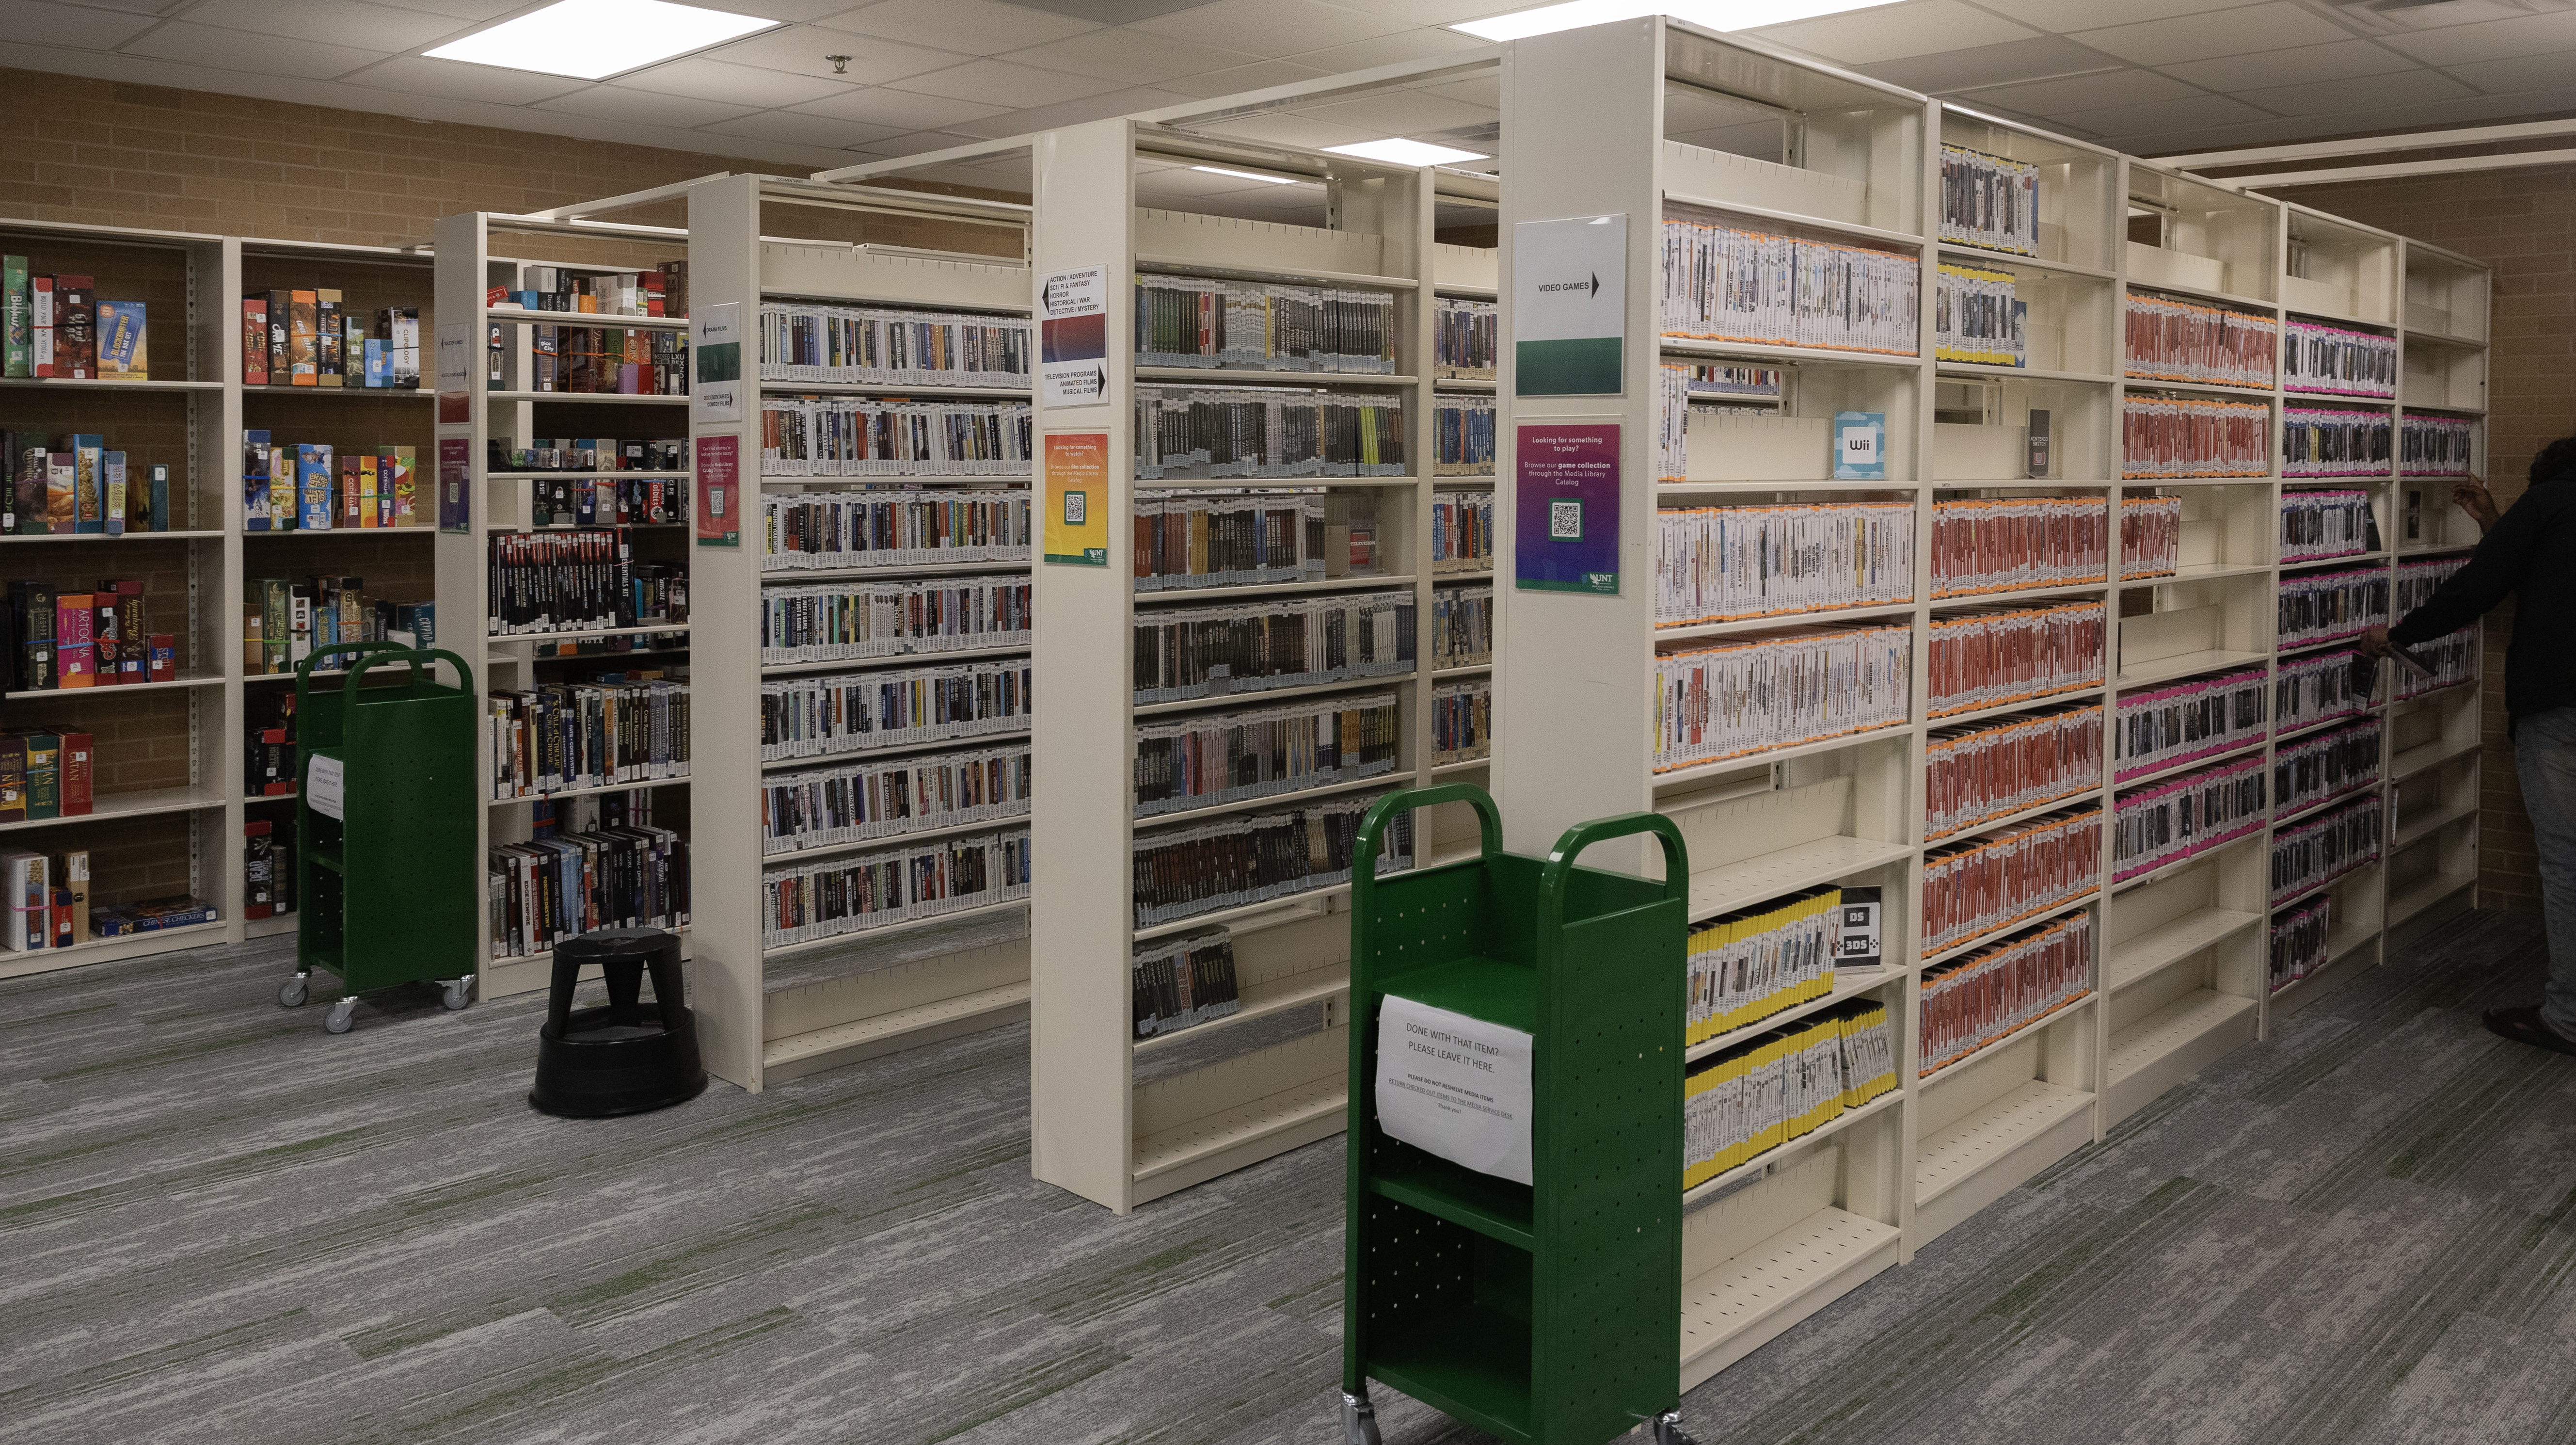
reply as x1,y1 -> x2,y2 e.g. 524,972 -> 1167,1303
2,907 -> 2571,1445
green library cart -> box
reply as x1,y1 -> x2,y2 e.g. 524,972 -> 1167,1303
275,642 -> 481,1033
1342,784 -> 1694,1445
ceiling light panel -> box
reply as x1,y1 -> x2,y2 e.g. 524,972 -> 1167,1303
1323,138 -> 1489,165
1192,164 -> 1305,183
425,0 -> 779,81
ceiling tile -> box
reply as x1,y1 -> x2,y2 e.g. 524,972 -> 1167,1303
1960,67 -> 2203,115
997,27 -> 1261,84
534,87 -> 762,129
843,129 -> 997,157
2048,92 -> 2269,141
1418,73 -> 1500,108
180,0 -> 464,52
2071,2 -> 2355,67
789,87 -> 1011,129
1970,0 -> 2254,29
1298,89 -> 1495,136
819,0 -> 1103,55
1750,0 -> 2035,67
1318,0 -> 1522,20
2156,38 -> 2415,94
1858,35 -> 2122,93
1154,58 -> 1332,99
885,57 -> 1129,106
2383,9 -> 2576,65
980,0 -> 1208,20
2,0 -> 159,48
1174,110 -> 1378,149
699,110 -> 909,146
2447,52 -> 2576,96
118,20 -> 385,80
1287,25 -> 1492,73
348,54 -> 594,103
943,84 -> 1193,137
1131,0 -> 1412,55
2234,67 -> 2474,117
613,56 -> 855,106
362,0 -> 527,16
700,0 -> 874,16
701,25 -> 965,85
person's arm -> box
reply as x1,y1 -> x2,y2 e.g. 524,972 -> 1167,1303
2387,487 -> 2554,645
2454,480 -> 2500,534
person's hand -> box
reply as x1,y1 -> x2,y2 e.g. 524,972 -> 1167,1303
2356,624 -> 2398,659
2453,479 -> 2500,532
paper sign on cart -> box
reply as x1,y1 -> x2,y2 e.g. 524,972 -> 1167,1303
1375,995 -> 1534,1184
306,755 -> 346,822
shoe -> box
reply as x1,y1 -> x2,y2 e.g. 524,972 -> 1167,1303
2482,1006 -> 2576,1059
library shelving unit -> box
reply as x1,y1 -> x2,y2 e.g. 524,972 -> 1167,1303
1489,16 -> 2490,1393
235,237 -> 440,942
682,172 -> 1040,1092
3,218 -> 239,977
1426,227 -> 1503,863
430,209 -> 696,1006
1016,117 -> 1454,1213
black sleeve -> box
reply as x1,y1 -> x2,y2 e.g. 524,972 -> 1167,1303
2390,490 -> 2558,643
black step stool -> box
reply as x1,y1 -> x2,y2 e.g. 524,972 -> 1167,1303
530,927 -> 708,1118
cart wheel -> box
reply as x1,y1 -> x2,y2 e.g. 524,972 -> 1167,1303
324,998 -> 357,1035
277,976 -> 308,1009
1339,1391 -> 1381,1445
442,978 -> 474,1012
1652,1411 -> 1700,1445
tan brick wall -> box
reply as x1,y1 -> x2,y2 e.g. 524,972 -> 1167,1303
2273,164 -> 2574,910
0,66 -> 1017,255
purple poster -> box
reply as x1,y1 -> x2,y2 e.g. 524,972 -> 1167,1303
1515,422 -> 1621,594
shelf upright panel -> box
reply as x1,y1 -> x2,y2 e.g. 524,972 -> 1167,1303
1030,118 -> 1142,1212
429,212 -> 501,994
0,218 -> 244,973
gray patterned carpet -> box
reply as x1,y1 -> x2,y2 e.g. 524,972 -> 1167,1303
2,907 -> 2571,1445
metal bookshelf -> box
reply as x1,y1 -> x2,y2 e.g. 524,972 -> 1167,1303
430,209 -> 696,1005
1491,16 -> 2488,1392
684,172 -> 1040,1093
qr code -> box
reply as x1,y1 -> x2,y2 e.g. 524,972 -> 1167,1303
1549,500 -> 1582,540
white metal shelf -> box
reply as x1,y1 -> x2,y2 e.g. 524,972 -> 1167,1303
1682,1088 -> 1903,1204
2108,909 -> 2262,993
1134,366 -> 1416,386
486,390 -> 688,404
1133,964 -> 1349,1056
2,530 -> 227,544
0,376 -> 219,392
1914,1077 -> 2094,1205
1650,722 -> 1915,791
1687,967 -> 1902,1063
760,642 -> 1031,677
1133,671 -> 1417,720
1683,835 -> 1915,924
490,774 -> 692,808
2109,988 -> 2256,1087
1660,335 -> 1921,370
2113,737 -> 2270,793
757,380 -> 1031,399
0,787 -> 226,834
5,671 -> 224,702
486,305 -> 687,331
761,729 -> 1031,773
1663,189 -> 1926,250
1655,600 -> 1918,643
762,981 -> 1032,1072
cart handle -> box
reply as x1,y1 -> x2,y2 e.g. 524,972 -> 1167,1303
340,647 -> 476,701
1352,783 -> 1501,901
1536,811 -> 1689,939
292,640 -> 411,700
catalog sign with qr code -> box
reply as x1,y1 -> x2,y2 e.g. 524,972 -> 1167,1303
1043,432 -> 1109,565
1515,422 -> 1620,594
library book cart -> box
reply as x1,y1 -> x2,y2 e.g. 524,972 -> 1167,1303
1343,787 -> 1689,1445
1487,15 -> 2487,1393
820,107 -> 1510,1214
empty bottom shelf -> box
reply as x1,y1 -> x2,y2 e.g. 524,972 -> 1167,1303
1916,1078 -> 2094,1207
2107,989 -> 2258,1122
1679,1204 -> 1900,1385
762,980 -> 1030,1073
1133,1074 -> 1345,1191
2107,908 -> 2261,992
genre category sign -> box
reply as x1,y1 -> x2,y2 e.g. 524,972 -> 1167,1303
690,301 -> 744,426
1043,431 -> 1109,565
1515,422 -> 1620,595
1513,213 -> 1627,397
436,437 -> 471,533
1038,265 -> 1108,408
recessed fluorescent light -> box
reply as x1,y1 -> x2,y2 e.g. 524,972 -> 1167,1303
1323,139 -> 1490,167
424,0 -> 779,81
1452,0 -> 1900,42
1192,165 -> 1302,185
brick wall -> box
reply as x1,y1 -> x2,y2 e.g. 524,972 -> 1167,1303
2272,164 -> 2574,909
0,66 -> 1015,255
